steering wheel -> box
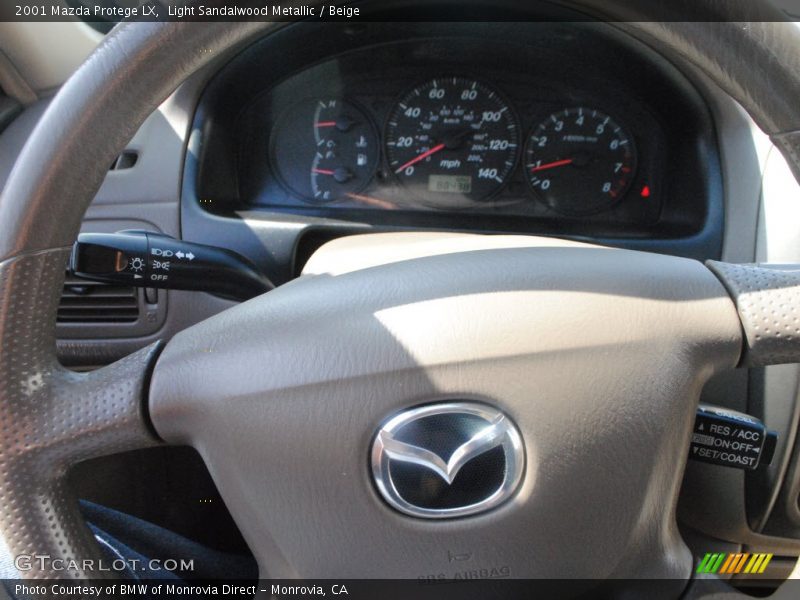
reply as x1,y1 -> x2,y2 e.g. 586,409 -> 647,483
2,3 -> 800,595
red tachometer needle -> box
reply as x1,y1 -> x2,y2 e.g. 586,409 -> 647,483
394,143 -> 446,174
530,158 -> 574,173
315,121 -> 337,128
312,168 -> 335,176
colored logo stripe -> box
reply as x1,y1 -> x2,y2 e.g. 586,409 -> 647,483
696,553 -> 773,574
744,553 -> 772,574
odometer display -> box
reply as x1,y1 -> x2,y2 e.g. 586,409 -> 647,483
525,108 -> 637,215
385,77 -> 519,207
428,174 -> 472,194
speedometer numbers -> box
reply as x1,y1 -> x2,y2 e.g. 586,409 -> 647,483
525,108 -> 637,215
385,77 -> 519,207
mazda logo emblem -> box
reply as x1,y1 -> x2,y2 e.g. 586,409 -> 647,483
371,402 -> 525,518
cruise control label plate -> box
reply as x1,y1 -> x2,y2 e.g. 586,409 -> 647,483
689,406 -> 766,470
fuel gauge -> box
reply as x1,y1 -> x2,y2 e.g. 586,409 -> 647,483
271,99 -> 379,203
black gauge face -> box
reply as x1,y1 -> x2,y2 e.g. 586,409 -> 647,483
270,99 -> 379,203
525,108 -> 637,215
385,77 -> 519,208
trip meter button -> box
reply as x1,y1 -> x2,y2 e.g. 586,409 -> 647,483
385,77 -> 519,208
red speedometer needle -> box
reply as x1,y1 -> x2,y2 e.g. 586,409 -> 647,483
530,158 -> 574,173
314,121 -> 337,128
312,168 -> 335,176
394,143 -> 446,174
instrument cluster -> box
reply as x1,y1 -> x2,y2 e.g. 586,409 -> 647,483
207,25 -> 717,241
268,76 -> 640,217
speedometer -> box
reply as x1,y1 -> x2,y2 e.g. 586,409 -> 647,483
385,77 -> 519,207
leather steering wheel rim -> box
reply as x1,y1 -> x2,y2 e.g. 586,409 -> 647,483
1,3 -> 800,585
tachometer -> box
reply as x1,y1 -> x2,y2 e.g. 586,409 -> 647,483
385,77 -> 519,207
525,107 -> 636,215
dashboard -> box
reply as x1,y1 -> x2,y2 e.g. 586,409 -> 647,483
192,22 -> 721,252
5,14 -> 800,563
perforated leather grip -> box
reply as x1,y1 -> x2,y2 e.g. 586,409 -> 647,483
706,261 -> 800,367
0,249 -> 162,577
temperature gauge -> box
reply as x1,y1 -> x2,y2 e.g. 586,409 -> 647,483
270,99 -> 379,203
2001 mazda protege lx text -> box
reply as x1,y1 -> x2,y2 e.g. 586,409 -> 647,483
1,1 -> 800,599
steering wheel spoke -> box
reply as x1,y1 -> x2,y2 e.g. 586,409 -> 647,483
0,250 -> 162,577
